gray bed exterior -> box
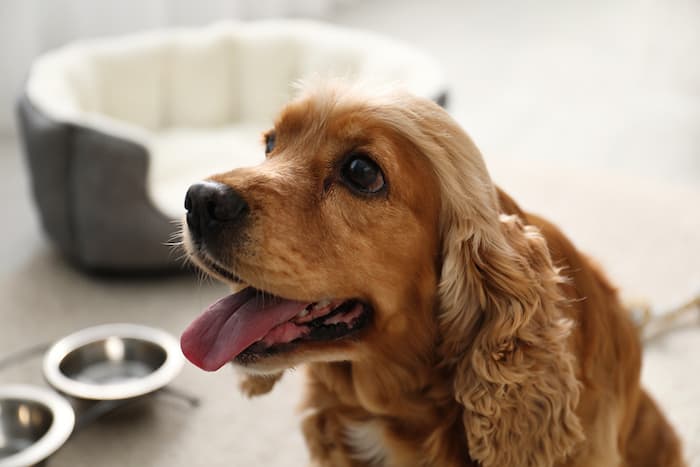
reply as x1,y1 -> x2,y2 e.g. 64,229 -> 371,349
16,94 -> 178,272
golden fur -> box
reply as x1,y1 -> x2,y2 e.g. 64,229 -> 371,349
186,83 -> 685,466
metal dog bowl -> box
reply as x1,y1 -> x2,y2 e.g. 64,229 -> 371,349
43,324 -> 183,401
0,385 -> 75,467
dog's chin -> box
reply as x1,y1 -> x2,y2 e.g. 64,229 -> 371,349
233,343 -> 361,375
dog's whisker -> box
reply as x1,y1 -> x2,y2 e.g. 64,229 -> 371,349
173,251 -> 190,265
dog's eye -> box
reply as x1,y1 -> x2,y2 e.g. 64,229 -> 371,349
265,132 -> 276,154
341,154 -> 385,194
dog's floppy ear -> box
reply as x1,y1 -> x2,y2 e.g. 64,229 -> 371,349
438,208 -> 584,467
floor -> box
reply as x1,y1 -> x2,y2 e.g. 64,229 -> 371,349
1,0 -> 699,465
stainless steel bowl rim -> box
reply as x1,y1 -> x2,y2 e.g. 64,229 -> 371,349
43,323 -> 183,400
0,384 -> 75,467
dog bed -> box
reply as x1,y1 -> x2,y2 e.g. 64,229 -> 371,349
17,20 -> 447,271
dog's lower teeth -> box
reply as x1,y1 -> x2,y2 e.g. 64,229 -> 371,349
298,309 -> 310,318
313,300 -> 331,310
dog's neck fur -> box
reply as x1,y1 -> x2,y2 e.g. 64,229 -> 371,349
308,298 -> 475,466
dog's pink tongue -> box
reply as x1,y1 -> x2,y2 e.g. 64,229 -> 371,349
181,288 -> 307,371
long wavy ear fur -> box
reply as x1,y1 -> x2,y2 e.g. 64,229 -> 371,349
369,92 -> 585,467
441,213 -> 584,467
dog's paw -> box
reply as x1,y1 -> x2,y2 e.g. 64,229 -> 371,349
239,372 -> 283,397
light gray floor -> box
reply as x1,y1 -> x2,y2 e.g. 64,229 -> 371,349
2,1 -> 700,466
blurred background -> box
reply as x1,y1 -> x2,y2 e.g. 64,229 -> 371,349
1,1 -> 699,466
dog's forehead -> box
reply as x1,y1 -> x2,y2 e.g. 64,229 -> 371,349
268,90 -> 444,192
272,96 -> 419,179
276,94 -> 382,144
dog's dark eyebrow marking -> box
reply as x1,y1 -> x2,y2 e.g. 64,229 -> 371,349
263,130 -> 277,156
322,177 -> 333,194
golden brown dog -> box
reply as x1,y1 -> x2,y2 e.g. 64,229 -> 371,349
180,83 -> 685,467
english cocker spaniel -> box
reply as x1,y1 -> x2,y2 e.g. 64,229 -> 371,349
180,83 -> 685,467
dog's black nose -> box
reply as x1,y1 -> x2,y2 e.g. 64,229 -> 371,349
185,182 -> 249,242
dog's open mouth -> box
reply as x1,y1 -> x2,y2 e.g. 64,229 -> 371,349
180,286 -> 372,371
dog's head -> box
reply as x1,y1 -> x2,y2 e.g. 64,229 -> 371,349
181,84 -> 451,374
181,83 -> 582,467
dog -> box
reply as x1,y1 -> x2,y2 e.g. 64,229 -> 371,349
180,83 -> 685,466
